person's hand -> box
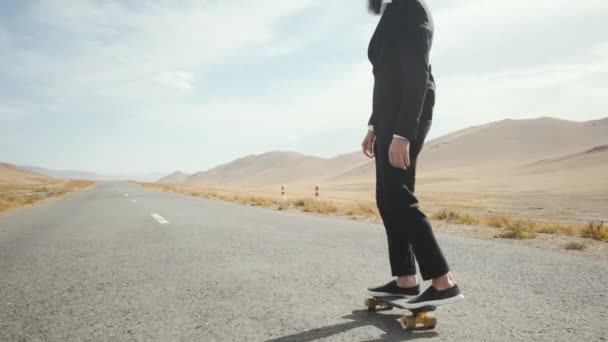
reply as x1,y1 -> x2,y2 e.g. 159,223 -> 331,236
389,136 -> 410,169
361,131 -> 376,158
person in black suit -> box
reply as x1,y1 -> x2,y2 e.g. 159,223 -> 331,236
362,0 -> 463,308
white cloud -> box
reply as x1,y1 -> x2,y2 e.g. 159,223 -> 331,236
0,0 -> 318,107
434,0 -> 608,42
433,43 -> 608,135
1,0 -> 607,172
0,105 -> 29,121
155,71 -> 194,91
0,99 -> 60,121
133,61 -> 372,127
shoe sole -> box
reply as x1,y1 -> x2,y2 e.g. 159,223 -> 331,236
365,289 -> 418,298
398,293 -> 465,309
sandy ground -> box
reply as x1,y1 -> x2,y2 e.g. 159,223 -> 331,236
194,184 -> 608,224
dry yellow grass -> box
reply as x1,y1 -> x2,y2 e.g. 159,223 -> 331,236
0,179 -> 94,213
581,221 -> 608,242
535,222 -> 576,236
495,219 -> 538,240
345,202 -> 379,218
137,182 -> 367,218
135,182 -> 607,244
484,214 -> 578,239
485,215 -> 511,228
292,198 -> 338,214
431,209 -> 479,225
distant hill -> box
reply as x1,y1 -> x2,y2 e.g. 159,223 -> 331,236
509,144 -> 608,194
22,166 -> 102,181
159,171 -> 192,184
178,151 -> 368,187
21,166 -> 165,182
522,145 -> 608,173
419,117 -> 608,169
158,117 -> 608,194
0,163 -> 50,183
322,117 -> 608,184
184,151 -> 322,186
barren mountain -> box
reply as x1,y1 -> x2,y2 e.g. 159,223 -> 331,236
503,145 -> 608,194
419,117 -> 608,170
159,171 -> 192,184
22,166 -> 102,181
22,166 -> 165,182
184,152 -> 325,186
0,163 -> 50,184
160,117 -> 608,194
328,117 -> 608,185
417,144 -> 608,196
523,145 -> 608,173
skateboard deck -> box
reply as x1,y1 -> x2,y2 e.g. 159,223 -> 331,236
364,295 -> 438,330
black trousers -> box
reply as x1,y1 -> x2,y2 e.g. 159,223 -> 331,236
373,89 -> 450,280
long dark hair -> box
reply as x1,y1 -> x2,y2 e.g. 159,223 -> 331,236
367,0 -> 382,15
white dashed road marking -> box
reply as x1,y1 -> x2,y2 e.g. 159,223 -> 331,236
151,213 -> 169,225
131,199 -> 137,203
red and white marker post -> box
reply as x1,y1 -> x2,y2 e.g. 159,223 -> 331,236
281,184 -> 287,202
314,185 -> 320,202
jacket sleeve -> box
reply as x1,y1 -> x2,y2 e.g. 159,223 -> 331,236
367,111 -> 378,128
368,75 -> 379,128
392,8 -> 432,142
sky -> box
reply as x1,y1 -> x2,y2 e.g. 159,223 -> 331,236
1,0 -> 607,174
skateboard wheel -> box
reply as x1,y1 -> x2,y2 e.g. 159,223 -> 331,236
399,315 -> 417,330
399,312 -> 437,330
424,313 -> 437,329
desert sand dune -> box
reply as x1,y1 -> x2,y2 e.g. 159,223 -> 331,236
420,117 -> 608,169
164,117 -> 608,189
182,151 -> 371,187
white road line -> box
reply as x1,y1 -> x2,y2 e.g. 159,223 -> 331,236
124,193 -> 129,197
131,199 -> 137,203
151,213 -> 169,225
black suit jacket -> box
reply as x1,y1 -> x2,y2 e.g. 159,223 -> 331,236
367,0 -> 435,142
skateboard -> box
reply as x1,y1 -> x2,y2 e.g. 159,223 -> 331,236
364,295 -> 438,330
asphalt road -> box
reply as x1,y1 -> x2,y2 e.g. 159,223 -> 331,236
1,182 -> 607,342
